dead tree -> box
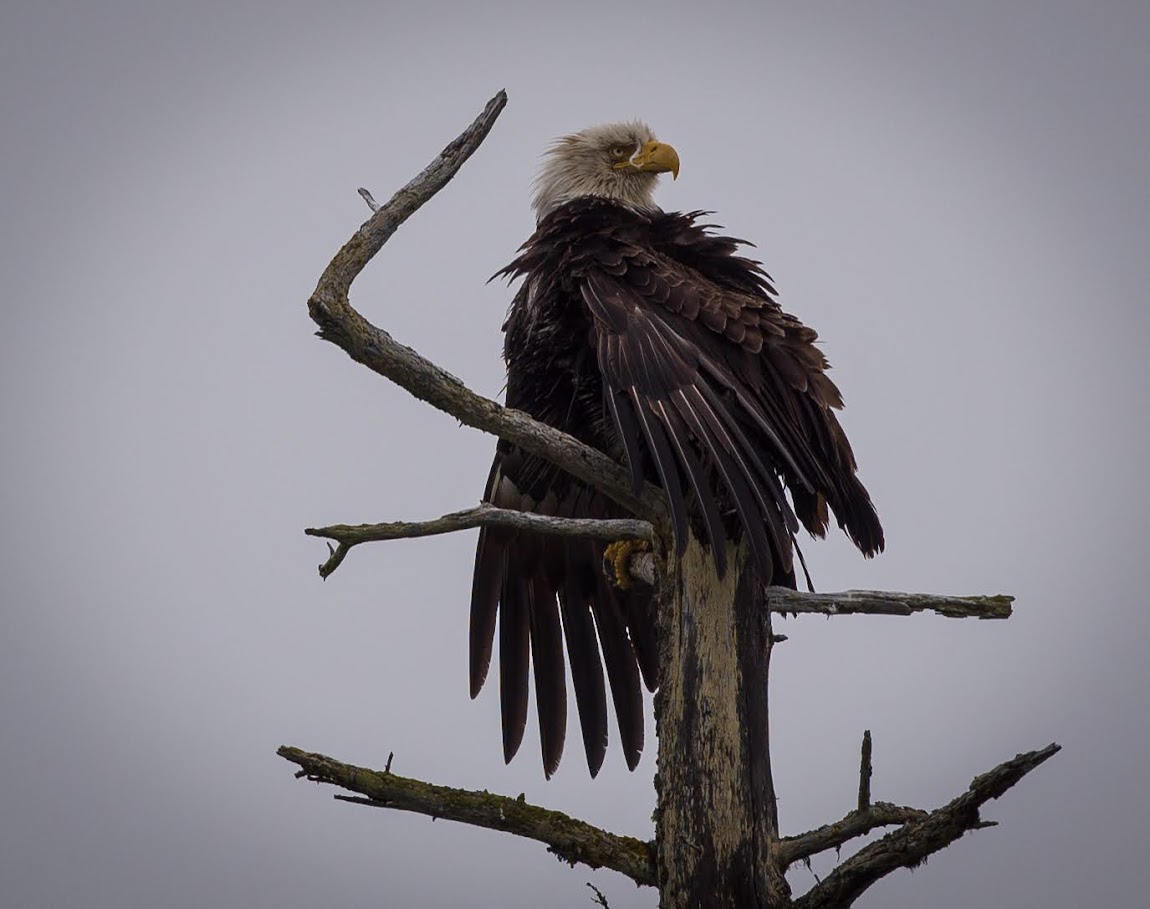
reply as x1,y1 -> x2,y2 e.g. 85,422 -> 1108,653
278,91 -> 1058,908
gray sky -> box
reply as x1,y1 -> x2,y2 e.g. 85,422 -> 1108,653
2,1 -> 1147,906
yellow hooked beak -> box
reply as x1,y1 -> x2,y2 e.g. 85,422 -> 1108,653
617,140 -> 680,180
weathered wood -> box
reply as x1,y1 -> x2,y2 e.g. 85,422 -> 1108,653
653,537 -> 788,907
793,743 -> 1061,909
632,556 -> 1013,619
305,88 -> 667,529
305,504 -> 651,578
277,746 -> 655,885
766,588 -> 1013,620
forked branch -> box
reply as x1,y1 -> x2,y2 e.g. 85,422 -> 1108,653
792,743 -> 1061,909
306,89 -> 666,526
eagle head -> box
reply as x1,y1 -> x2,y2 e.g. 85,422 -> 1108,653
531,121 -> 680,222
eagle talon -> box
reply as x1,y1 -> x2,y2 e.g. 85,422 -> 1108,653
602,539 -> 652,589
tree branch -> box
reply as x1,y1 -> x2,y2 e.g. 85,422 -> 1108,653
778,802 -> 929,867
314,91 -> 506,298
625,555 -> 1013,618
793,743 -> 1061,909
766,586 -> 1013,620
857,730 -> 873,812
625,553 -> 1012,618
306,88 -> 667,527
305,505 -> 653,578
277,746 -> 655,887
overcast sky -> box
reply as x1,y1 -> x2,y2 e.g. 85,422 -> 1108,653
3,1 -> 1148,906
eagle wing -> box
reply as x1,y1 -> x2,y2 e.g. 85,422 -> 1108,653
580,231 -> 884,579
470,451 -> 655,779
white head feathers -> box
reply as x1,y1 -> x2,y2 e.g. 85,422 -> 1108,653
531,121 -> 678,222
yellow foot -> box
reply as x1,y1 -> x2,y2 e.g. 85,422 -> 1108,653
602,539 -> 652,589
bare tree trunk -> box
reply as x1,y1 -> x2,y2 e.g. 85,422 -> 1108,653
654,535 -> 790,907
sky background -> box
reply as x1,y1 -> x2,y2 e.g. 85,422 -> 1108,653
3,1 -> 1147,906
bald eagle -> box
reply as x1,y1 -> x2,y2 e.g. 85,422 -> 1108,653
470,122 -> 883,778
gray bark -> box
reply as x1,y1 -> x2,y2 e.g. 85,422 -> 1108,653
654,536 -> 788,907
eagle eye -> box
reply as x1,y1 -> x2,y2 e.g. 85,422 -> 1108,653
609,143 -> 635,160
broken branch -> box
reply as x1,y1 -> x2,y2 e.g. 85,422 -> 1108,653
766,586 -> 1013,620
858,730 -> 873,812
306,504 -> 652,578
626,554 -> 1012,618
277,746 -> 655,886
